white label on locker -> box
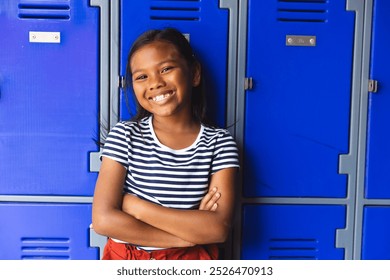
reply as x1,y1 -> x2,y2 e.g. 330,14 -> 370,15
29,32 -> 61,43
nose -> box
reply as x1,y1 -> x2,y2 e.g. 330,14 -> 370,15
149,73 -> 165,91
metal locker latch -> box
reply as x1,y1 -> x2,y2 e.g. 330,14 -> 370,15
368,79 -> 378,93
244,77 -> 254,90
119,76 -> 126,89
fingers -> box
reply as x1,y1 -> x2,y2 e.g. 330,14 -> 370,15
199,187 -> 214,210
210,202 -> 218,211
199,187 -> 221,211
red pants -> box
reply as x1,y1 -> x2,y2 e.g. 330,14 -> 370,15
102,238 -> 219,260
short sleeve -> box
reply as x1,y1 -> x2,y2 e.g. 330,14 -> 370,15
101,122 -> 129,167
211,130 -> 240,174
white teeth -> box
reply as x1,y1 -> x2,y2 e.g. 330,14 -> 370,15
152,93 -> 171,102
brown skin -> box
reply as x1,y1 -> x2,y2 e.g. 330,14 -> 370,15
92,40 -> 237,247
130,40 -> 202,149
122,168 -> 237,244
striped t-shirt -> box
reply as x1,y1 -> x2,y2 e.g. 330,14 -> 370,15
101,116 -> 239,248
102,115 -> 239,208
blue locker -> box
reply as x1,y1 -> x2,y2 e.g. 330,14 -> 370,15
243,0 -> 355,197
365,0 -> 390,199
241,205 -> 346,260
361,206 -> 390,259
0,0 -> 99,196
119,0 -> 229,127
0,203 -> 98,259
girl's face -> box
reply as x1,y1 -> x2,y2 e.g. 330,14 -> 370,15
130,40 -> 200,119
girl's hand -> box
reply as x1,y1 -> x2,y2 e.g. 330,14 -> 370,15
199,187 -> 221,211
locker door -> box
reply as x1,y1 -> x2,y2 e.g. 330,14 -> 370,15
242,205 -> 345,259
359,0 -> 390,260
0,0 -> 99,196
119,0 -> 230,127
244,0 -> 355,198
0,203 -> 98,259
361,207 -> 390,259
365,0 -> 390,199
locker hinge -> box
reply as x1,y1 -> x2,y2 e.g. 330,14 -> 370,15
244,77 -> 254,90
368,79 -> 378,93
119,76 -> 126,89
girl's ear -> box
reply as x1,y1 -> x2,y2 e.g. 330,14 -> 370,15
192,62 -> 201,87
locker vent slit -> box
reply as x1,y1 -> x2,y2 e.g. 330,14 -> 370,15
150,7 -> 200,12
21,237 -> 70,242
277,0 -> 328,23
21,255 -> 70,260
269,256 -> 317,260
270,238 -> 318,242
269,247 -> 317,250
18,1 -> 71,20
22,246 -> 69,251
18,4 -> 70,10
278,9 -> 327,13
268,238 -> 319,260
20,237 -> 71,259
150,16 -> 199,21
277,19 -> 326,22
150,0 -> 201,21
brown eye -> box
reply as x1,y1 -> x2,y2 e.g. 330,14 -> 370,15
134,74 -> 147,81
161,66 -> 174,73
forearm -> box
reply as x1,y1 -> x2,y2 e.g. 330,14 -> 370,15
122,168 -> 237,245
92,206 -> 194,248
93,157 -> 194,249
128,199 -> 231,244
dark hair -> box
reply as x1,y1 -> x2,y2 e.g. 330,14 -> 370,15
124,28 -> 208,124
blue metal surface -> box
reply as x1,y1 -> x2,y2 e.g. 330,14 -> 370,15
0,0 -> 99,195
243,0 -> 355,197
119,0 -> 229,128
365,0 -> 390,199
241,204 -> 346,260
361,206 -> 390,259
0,203 -> 98,260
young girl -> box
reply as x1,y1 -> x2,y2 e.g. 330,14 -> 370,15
92,28 -> 239,260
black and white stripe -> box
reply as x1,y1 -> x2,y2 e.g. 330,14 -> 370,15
102,116 -> 239,209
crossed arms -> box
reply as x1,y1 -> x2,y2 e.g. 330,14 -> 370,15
92,157 -> 238,248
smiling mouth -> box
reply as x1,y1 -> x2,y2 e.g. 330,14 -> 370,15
150,92 -> 173,102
